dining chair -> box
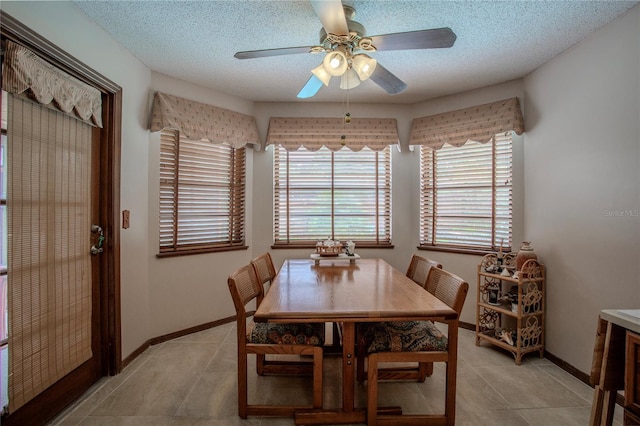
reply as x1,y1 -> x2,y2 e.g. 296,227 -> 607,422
251,252 -> 276,376
363,267 -> 468,426
251,252 -> 277,297
356,254 -> 443,382
251,252 -> 327,376
406,254 -> 442,288
227,263 -> 324,418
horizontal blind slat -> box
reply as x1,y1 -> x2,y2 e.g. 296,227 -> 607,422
419,135 -> 512,249
159,130 -> 245,251
274,145 -> 391,244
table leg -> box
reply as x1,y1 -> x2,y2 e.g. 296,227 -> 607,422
589,318 -> 625,426
294,321 -> 364,424
341,322 -> 356,412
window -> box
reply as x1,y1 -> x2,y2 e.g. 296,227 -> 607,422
273,145 -> 391,246
419,133 -> 512,252
159,129 -> 246,255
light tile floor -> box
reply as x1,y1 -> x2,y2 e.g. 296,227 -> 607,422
51,323 -> 623,425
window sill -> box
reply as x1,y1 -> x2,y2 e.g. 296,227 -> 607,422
272,243 -> 394,250
157,245 -> 248,258
418,245 -> 508,256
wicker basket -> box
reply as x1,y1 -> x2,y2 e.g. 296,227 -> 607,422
315,242 -> 344,256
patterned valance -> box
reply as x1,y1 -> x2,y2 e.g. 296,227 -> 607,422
2,41 -> 103,127
409,97 -> 524,150
149,92 -> 259,148
266,117 -> 399,151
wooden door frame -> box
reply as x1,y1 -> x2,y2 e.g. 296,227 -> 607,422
1,11 -> 122,424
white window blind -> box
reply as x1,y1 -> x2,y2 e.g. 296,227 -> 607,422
159,129 -> 246,254
420,133 -> 512,251
273,145 -> 391,245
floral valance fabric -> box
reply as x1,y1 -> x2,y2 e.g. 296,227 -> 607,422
2,41 -> 103,127
266,117 -> 399,151
409,97 -> 524,150
149,92 -> 259,148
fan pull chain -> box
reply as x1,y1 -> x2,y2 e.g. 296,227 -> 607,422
341,78 -> 351,146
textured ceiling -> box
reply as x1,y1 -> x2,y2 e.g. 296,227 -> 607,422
73,0 -> 638,104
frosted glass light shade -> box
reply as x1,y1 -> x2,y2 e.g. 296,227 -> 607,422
311,64 -> 332,86
351,54 -> 377,81
323,50 -> 348,76
340,68 -> 361,89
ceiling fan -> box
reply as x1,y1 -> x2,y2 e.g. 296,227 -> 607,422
234,0 -> 456,99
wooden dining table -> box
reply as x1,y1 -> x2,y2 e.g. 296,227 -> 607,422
253,257 -> 458,425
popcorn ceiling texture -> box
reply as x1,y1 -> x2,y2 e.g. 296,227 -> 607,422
73,0 -> 637,104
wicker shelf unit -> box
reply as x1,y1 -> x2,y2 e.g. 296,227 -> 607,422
475,253 -> 545,365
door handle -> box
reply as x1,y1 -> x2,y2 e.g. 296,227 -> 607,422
91,224 -> 105,255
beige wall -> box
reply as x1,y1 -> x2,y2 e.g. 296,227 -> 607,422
523,5 -> 640,372
2,1 -> 638,377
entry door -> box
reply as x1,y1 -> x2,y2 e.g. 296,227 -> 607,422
1,92 -> 104,424
0,17 -> 122,426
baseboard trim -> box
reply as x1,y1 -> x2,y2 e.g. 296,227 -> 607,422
544,349 -> 624,407
459,321 -> 475,331
543,350 -> 591,385
122,313 -> 251,369
122,341 -> 150,370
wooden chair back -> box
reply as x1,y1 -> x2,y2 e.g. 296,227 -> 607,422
227,263 -> 263,322
406,254 -> 442,288
251,252 -> 277,299
425,267 -> 468,316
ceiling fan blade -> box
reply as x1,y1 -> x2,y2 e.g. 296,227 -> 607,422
369,63 -> 407,95
234,46 -> 312,59
310,0 -> 348,35
370,27 -> 457,51
297,75 -> 324,99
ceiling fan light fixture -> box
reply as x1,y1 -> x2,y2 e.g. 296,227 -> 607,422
311,64 -> 332,86
352,54 -> 377,81
340,68 -> 361,89
357,37 -> 376,52
323,50 -> 349,76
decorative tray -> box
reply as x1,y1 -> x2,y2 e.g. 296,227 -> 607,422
314,241 -> 344,256
310,253 -> 360,265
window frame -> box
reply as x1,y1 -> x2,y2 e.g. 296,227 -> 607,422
418,133 -> 513,255
157,129 -> 247,257
1,96 -> 7,353
272,144 -> 393,249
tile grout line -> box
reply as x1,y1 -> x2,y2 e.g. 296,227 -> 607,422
172,327 -> 233,417
68,341 -> 165,421
534,364 -> 595,406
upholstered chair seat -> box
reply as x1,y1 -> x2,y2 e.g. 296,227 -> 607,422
247,321 -> 324,346
360,320 -> 446,353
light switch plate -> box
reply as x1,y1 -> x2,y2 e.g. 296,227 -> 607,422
122,210 -> 130,229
